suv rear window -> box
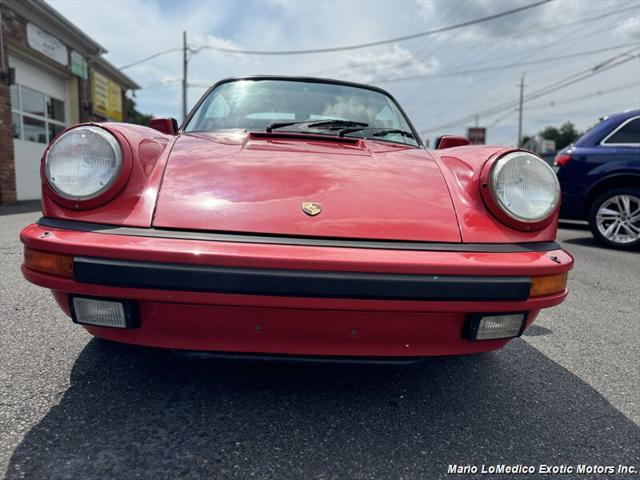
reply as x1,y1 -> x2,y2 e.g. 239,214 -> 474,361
604,117 -> 640,145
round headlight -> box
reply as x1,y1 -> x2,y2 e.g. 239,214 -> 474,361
490,151 -> 560,223
45,126 -> 123,200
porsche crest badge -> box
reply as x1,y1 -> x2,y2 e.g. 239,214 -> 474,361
302,202 -> 322,216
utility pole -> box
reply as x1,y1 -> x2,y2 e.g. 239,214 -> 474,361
517,74 -> 525,147
182,31 -> 188,122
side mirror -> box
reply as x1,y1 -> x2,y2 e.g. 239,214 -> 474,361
436,135 -> 469,149
148,117 -> 178,135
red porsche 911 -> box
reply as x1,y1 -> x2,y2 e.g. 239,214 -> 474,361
20,76 -> 573,359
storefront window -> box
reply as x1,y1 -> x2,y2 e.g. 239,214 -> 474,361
23,116 -> 47,143
21,86 -> 46,117
10,84 -> 20,109
10,84 -> 66,144
47,97 -> 65,123
12,113 -> 22,139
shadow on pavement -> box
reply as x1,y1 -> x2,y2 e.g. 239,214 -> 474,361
6,338 -> 639,479
558,221 -> 589,231
0,201 -> 41,216
521,324 -> 553,337
563,236 -> 639,253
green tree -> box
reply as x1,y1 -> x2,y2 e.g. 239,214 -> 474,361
124,97 -> 153,126
539,122 -> 581,150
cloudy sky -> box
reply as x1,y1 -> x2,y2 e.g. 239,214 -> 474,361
48,0 -> 639,146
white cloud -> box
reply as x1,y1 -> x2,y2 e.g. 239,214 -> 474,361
614,16 -> 640,41
317,44 -> 438,84
415,0 -> 436,19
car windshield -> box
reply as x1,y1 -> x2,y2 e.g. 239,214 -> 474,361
185,79 -> 419,147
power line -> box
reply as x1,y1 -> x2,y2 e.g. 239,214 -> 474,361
525,82 -> 639,111
306,2 -> 639,79
184,0 -> 552,56
481,82 -> 636,121
523,56 -> 639,104
304,0 -> 479,78
120,47 -> 183,70
185,43 -> 637,91
117,0 -> 633,79
422,49 -> 639,132
418,49 -> 639,134
489,109 -> 518,127
405,2 -> 637,119
117,0 -> 636,75
189,42 -> 636,88
376,43 -> 637,84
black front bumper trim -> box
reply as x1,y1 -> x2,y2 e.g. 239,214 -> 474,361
73,257 -> 530,301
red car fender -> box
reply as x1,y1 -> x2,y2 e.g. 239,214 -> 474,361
430,146 -> 559,243
479,151 -> 559,232
41,123 -> 177,227
41,125 -> 135,210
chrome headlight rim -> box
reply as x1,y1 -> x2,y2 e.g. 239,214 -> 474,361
45,125 -> 123,201
44,125 -> 126,205
481,150 -> 561,231
489,151 -> 560,224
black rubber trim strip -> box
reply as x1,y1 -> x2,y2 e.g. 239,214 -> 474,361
174,351 -> 425,365
38,217 -> 561,253
249,131 -> 360,144
73,256 -> 531,301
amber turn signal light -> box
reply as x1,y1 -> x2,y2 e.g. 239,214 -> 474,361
24,247 -> 73,278
530,272 -> 568,297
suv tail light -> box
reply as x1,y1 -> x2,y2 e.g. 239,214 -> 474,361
554,153 -> 572,167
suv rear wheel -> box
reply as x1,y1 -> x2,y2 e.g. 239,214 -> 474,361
588,187 -> 640,249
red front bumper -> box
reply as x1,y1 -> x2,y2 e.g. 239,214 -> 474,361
20,221 -> 573,357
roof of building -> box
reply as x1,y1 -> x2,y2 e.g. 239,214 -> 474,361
5,0 -> 139,90
6,0 -> 105,55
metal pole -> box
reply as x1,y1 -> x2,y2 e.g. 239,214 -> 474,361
517,74 -> 525,147
182,30 -> 187,122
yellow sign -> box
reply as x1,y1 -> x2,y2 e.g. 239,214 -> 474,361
91,71 -> 123,121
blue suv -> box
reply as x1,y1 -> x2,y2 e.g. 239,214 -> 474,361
555,110 -> 640,249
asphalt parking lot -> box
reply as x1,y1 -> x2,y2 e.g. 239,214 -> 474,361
1,203 -> 638,479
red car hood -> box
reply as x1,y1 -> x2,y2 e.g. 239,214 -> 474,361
152,132 -> 461,242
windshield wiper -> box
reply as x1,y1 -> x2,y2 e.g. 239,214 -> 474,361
266,119 -> 368,133
371,129 -> 417,140
338,127 -> 417,140
306,119 -> 368,130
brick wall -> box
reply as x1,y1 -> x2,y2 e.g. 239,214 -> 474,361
0,4 -> 18,204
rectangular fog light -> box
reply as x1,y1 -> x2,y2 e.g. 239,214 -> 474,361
463,312 -> 526,341
70,296 -> 139,329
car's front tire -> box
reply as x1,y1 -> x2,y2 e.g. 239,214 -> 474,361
588,187 -> 640,249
